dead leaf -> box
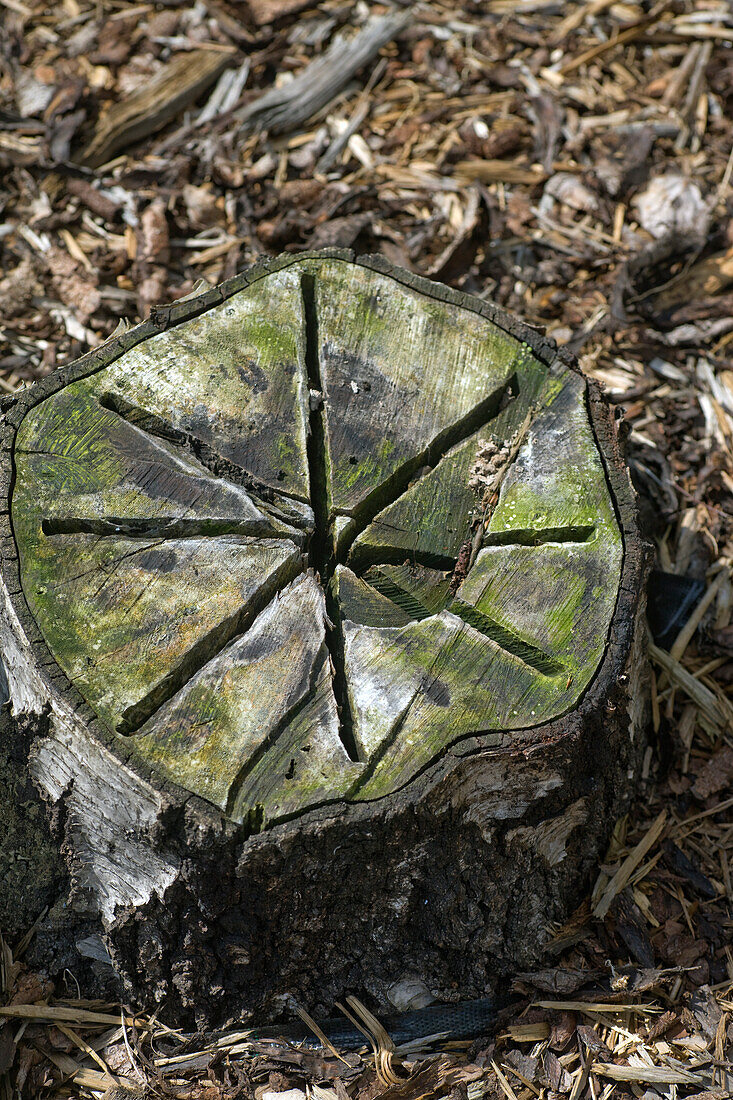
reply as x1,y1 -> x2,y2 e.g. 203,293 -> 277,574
45,245 -> 101,324
633,173 -> 712,241
691,745 -> 733,799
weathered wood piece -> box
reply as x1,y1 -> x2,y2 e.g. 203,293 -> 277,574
81,49 -> 231,168
0,251 -> 648,1027
235,13 -> 410,136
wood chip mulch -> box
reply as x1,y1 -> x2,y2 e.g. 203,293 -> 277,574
2,0 -> 733,1096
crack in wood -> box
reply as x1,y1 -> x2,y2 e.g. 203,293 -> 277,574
349,543 -> 457,573
30,393 -> 312,745
28,281 -> 588,779
43,538 -> 168,588
481,525 -> 596,547
97,392 -> 312,531
42,516 -> 300,541
223,641 -> 330,820
344,629 -> 460,799
362,570 -> 433,621
337,359 -> 583,679
449,600 -> 564,676
301,272 -> 360,763
116,551 -> 303,735
355,567 -> 564,676
334,372 -> 519,563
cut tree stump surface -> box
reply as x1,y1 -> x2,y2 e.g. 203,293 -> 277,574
0,251 -> 648,1024
11,257 -> 621,819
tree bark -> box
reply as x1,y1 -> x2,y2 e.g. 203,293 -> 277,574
0,250 -> 649,1026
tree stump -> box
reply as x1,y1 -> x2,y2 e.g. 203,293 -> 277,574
0,251 -> 649,1025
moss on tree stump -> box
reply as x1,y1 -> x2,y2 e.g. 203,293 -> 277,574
0,251 -> 649,1025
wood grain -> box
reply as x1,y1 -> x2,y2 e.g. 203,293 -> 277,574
347,341 -> 557,567
99,266 -> 312,504
16,384 -> 304,543
135,573 -> 360,818
311,260 -> 520,523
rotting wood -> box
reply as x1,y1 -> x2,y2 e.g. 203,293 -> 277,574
0,250 -> 649,1027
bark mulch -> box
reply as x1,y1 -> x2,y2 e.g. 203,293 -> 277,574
2,0 -> 733,1096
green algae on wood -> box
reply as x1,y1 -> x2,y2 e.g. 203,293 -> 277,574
134,573 -> 361,819
483,374 -> 619,547
0,251 -> 647,1029
307,259 -> 523,520
363,563 -> 451,619
8,253 -> 626,824
14,522 -> 301,735
15,384 -> 307,543
101,266 -> 311,501
347,342 -> 561,568
333,564 -> 413,629
345,431 -> 484,569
